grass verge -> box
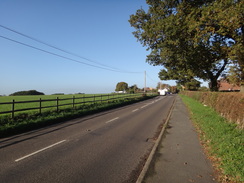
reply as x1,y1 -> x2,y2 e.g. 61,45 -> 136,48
180,95 -> 244,183
0,95 -> 155,138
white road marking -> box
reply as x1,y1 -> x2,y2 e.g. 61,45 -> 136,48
105,117 -> 119,124
15,140 -> 66,162
140,98 -> 160,109
132,109 -> 139,112
141,105 -> 148,109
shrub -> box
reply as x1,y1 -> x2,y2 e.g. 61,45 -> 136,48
10,90 -> 45,96
181,91 -> 244,129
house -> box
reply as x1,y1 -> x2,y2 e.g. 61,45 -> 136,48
218,79 -> 240,92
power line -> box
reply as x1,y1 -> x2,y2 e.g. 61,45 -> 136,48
0,24 -> 116,69
0,24 -> 141,73
146,72 -> 159,83
0,34 -> 143,73
0,35 -> 125,72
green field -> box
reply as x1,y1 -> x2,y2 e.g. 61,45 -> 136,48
0,93 -> 154,137
0,93 -> 143,117
0,94 -> 82,114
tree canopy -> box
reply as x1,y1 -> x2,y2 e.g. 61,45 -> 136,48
129,0 -> 243,91
115,82 -> 129,91
128,84 -> 139,93
10,90 -> 45,96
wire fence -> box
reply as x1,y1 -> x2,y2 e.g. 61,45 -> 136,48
0,93 -> 148,118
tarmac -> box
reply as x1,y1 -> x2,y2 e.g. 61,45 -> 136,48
140,95 -> 217,183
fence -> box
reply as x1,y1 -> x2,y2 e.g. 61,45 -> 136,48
0,93 -> 144,118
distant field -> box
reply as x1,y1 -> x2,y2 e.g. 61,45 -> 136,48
0,93 -> 156,138
0,93 -> 142,117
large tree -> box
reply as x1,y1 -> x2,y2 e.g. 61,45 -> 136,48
188,0 -> 244,91
115,82 -> 128,92
129,0 -> 243,91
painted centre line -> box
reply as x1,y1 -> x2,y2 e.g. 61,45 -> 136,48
132,108 -> 139,112
105,117 -> 119,124
15,140 -> 66,162
141,105 -> 148,109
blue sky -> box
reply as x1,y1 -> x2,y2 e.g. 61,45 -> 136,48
0,0 -> 176,95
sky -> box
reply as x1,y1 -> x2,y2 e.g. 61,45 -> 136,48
0,0 -> 177,95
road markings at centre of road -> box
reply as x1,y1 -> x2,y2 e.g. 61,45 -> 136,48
105,117 -> 119,124
141,104 -> 148,109
15,140 -> 66,162
132,108 -> 139,112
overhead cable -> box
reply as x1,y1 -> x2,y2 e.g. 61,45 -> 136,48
0,24 -> 142,73
0,35 -> 126,72
146,72 -> 159,83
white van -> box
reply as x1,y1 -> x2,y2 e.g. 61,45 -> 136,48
158,89 -> 167,96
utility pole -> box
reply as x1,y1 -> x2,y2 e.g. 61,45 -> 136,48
144,71 -> 146,93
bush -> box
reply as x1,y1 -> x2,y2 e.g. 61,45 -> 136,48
181,91 -> 244,129
10,90 -> 45,96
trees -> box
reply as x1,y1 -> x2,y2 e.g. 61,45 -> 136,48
156,82 -> 167,89
226,65 -> 242,86
169,86 -> 178,93
190,0 -> 244,91
115,82 -> 129,92
182,79 -> 201,91
129,0 -> 243,91
10,90 -> 45,96
128,84 -> 139,93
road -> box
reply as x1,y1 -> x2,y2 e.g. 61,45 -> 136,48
0,95 -> 175,183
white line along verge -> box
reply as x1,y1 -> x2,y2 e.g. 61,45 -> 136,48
105,117 -> 119,124
15,140 -> 66,162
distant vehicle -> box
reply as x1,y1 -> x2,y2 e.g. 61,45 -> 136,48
158,89 -> 167,96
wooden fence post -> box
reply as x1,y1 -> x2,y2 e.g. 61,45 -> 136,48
39,98 -> 42,114
72,96 -> 75,108
56,97 -> 59,112
12,99 -> 15,118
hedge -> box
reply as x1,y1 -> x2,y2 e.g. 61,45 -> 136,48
181,91 -> 244,129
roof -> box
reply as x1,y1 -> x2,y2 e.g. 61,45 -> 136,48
218,80 -> 240,91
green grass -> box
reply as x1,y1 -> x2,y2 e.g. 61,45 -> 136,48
0,94 -> 82,113
0,93 -> 156,138
180,95 -> 244,183
0,93 -> 142,117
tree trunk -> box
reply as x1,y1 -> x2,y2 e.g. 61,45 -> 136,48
209,78 -> 219,91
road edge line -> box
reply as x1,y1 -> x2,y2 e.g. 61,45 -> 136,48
136,96 -> 177,183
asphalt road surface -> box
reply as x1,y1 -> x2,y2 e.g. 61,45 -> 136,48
0,95 -> 175,183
